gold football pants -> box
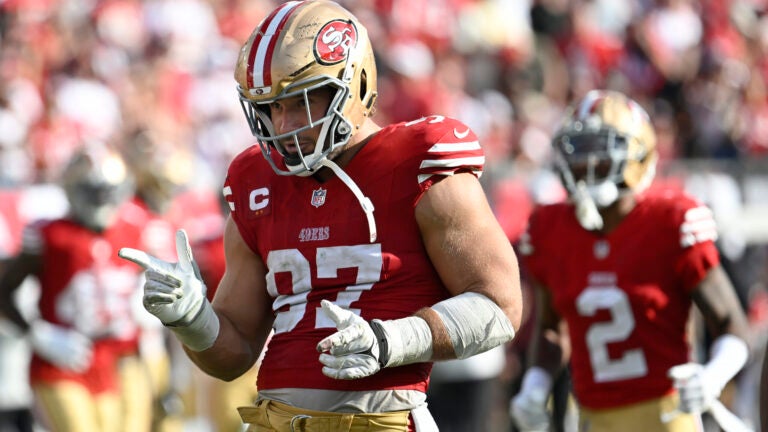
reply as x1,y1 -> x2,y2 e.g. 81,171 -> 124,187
578,393 -> 702,432
238,399 -> 411,432
33,355 -> 152,432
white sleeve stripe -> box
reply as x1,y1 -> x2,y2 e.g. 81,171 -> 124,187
428,141 -> 481,152
419,156 -> 485,169
680,228 -> 718,247
684,206 -> 714,221
222,186 -> 235,211
417,167 -> 483,184
679,205 -> 718,247
418,174 -> 433,184
680,219 -> 717,234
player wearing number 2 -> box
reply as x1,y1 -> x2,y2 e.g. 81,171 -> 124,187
118,1 -> 522,431
509,90 -> 750,432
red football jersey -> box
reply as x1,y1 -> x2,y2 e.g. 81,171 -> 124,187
29,210 -> 147,393
521,189 -> 720,409
224,116 -> 483,393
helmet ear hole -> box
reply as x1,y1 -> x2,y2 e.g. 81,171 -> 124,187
360,70 -> 368,102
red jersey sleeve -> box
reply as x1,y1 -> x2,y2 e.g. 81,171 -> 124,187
666,194 -> 720,292
223,145 -> 265,255
404,116 -> 485,203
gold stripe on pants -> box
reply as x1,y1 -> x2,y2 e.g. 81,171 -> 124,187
238,399 -> 410,432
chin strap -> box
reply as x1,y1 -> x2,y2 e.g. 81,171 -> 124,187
573,181 -> 604,231
319,158 -> 377,243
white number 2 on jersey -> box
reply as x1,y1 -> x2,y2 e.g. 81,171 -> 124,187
265,244 -> 383,334
576,286 -> 648,382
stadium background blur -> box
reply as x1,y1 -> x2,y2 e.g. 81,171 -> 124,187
1,0 -> 767,431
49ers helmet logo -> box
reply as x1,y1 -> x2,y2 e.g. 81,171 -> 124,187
314,20 -> 357,65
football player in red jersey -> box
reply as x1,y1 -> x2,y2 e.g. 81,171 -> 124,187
509,90 -> 750,432
0,144 -> 154,432
117,1 -> 523,431
121,129 -> 188,432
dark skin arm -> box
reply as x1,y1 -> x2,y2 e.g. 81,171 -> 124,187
0,253 -> 41,331
528,281 -> 570,377
691,265 -> 749,345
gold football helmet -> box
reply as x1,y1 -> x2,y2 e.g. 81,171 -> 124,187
553,90 -> 658,208
122,129 -> 186,215
61,144 -> 133,232
235,0 -> 378,176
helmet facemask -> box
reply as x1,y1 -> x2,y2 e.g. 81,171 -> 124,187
554,129 -> 633,209
239,75 -> 353,176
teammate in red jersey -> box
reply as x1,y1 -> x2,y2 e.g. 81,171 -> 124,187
509,90 -> 750,432
0,144 -> 154,432
117,1 -> 522,430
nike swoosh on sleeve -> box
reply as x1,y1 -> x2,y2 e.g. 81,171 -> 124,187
453,128 -> 470,139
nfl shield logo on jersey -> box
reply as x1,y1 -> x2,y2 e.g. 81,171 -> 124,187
311,188 -> 327,208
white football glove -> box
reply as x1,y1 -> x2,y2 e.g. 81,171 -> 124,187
316,300 -> 381,380
29,320 -> 92,373
119,229 -> 219,352
510,366 -> 552,432
510,389 -> 550,432
668,363 -> 719,414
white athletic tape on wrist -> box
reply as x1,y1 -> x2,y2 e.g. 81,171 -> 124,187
431,292 -> 515,359
168,300 -> 220,352
371,316 -> 433,368
703,334 -> 748,392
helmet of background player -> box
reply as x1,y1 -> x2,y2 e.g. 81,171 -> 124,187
61,144 -> 133,232
234,0 -> 378,177
552,90 -> 658,211
122,129 -> 185,215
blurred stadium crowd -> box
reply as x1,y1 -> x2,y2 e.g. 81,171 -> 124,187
1,0 -> 768,431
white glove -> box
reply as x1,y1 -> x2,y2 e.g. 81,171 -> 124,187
510,367 -> 552,432
29,320 -> 92,373
668,363 -> 720,414
316,300 -> 381,380
119,229 -> 219,352
511,390 -> 550,432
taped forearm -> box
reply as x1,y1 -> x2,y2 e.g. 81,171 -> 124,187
431,292 -> 516,359
371,316 -> 433,368
370,292 -> 515,367
167,300 -> 220,352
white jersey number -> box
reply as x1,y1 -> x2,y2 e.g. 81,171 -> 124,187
265,244 -> 383,334
576,286 -> 648,382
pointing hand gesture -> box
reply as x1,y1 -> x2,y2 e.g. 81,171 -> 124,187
119,229 -> 219,352
119,229 -> 207,326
